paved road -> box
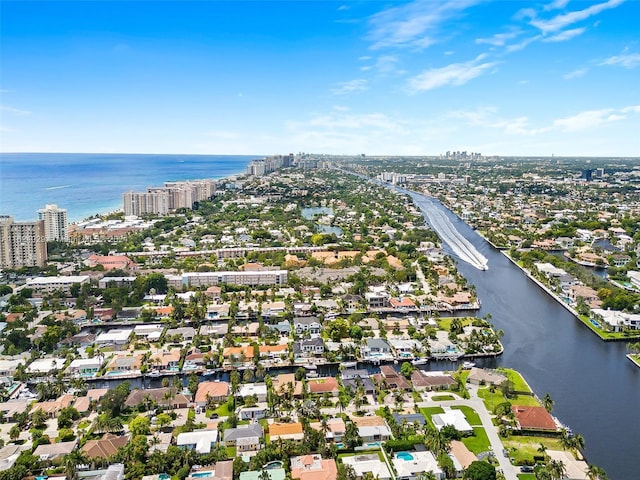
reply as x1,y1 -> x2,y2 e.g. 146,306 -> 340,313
418,384 -> 519,480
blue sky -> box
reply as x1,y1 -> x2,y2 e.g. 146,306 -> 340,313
1,0 -> 639,156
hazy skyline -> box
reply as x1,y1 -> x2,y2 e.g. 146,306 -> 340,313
1,0 -> 639,156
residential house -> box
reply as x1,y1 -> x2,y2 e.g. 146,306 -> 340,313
165,326 -> 196,342
207,304 -> 230,320
363,338 -> 392,360
272,374 -> 304,398
350,416 -> 391,442
293,338 -> 325,358
364,291 -> 388,309
309,418 -> 346,443
392,450 -> 444,480
200,324 -> 229,337
134,324 -> 164,341
268,320 -> 291,337
307,377 -> 341,397
466,367 -> 507,386
238,383 -> 268,402
410,370 -> 457,391
392,413 -> 427,428
83,434 -> 129,459
449,441 -> 478,470
222,423 -> 263,452
149,348 -> 182,372
239,469 -> 286,480
33,441 -> 77,461
195,381 -> 230,407
512,405 -> 558,431
188,462 -> 233,480
269,422 -> 304,442
177,429 -> 219,454
95,328 -> 132,350
125,387 -> 190,409
340,370 -> 376,395
431,409 -> 473,435
106,353 -> 143,373
290,455 -> 338,480
341,454 -> 392,480
375,365 -> 411,390
238,404 -> 268,421
66,357 -> 102,377
294,317 -> 322,336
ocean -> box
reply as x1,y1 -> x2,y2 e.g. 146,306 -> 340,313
0,153 -> 256,222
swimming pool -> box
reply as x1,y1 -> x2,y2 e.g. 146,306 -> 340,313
396,452 -> 414,461
589,318 -> 602,329
191,472 -> 213,478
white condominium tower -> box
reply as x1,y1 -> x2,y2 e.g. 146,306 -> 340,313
37,204 -> 68,242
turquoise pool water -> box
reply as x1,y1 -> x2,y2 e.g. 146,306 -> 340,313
192,472 -> 213,478
396,451 -> 414,461
590,319 -> 602,329
264,461 -> 284,470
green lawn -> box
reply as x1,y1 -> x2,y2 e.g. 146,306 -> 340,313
499,369 -> 531,392
461,427 -> 491,454
437,317 -> 474,331
431,394 -> 455,401
579,315 -> 640,341
517,474 -> 536,480
420,407 -> 444,428
214,403 -> 233,417
451,406 -> 481,425
502,436 -> 565,464
477,387 -> 541,412
338,450 -> 384,462
225,446 -> 237,458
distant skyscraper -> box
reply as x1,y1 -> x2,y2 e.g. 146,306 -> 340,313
37,204 -> 68,241
0,216 -> 48,269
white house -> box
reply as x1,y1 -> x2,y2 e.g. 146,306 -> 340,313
431,409 -> 473,434
177,429 -> 219,454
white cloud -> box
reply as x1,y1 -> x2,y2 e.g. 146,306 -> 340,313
367,0 -> 482,50
563,68 -> 588,79
529,0 -> 625,34
476,30 -> 521,47
0,105 -> 31,116
553,105 -> 639,131
407,56 -> 499,92
505,35 -> 542,53
447,107 -> 546,135
599,52 -> 640,68
330,79 -> 368,95
543,27 -> 586,42
544,0 -> 571,11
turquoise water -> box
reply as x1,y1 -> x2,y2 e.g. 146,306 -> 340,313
263,461 -> 284,470
0,153 -> 255,222
589,318 -> 602,329
191,472 -> 213,478
396,451 -> 414,461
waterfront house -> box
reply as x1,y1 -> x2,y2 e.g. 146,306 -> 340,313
238,383 -> 268,402
592,308 -> 640,331
26,357 -> 66,375
149,348 -> 182,371
200,324 -> 228,337
207,304 -> 231,320
290,454 -> 338,480
259,344 -> 289,362
363,338 -> 392,357
467,367 -> 507,386
268,320 -> 292,337
106,353 -> 143,373
341,454 -> 392,480
341,369 -> 376,395
125,387 -> 190,409
410,370 -> 457,391
365,291 -> 388,309
239,469 -> 286,480
512,405 -> 558,431
307,377 -> 340,396
134,324 -> 164,341
195,381 -> 230,407
177,429 -> 219,454
376,365 -> 411,390
272,373 -> 304,398
293,338 -> 325,358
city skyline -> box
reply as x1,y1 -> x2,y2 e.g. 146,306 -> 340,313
1,0 -> 639,156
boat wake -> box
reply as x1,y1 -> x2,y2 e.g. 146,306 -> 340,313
410,194 -> 488,271
45,184 -> 72,190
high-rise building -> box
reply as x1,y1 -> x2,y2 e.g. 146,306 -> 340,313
37,204 -> 68,241
0,216 -> 48,269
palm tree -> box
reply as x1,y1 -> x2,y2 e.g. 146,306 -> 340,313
31,408 -> 48,429
571,433 -> 585,452
9,424 -> 21,442
547,460 -> 566,480
542,393 -> 554,413
537,443 -> 549,460
586,464 -> 608,480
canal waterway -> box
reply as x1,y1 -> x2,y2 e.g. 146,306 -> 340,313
408,192 -> 639,480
